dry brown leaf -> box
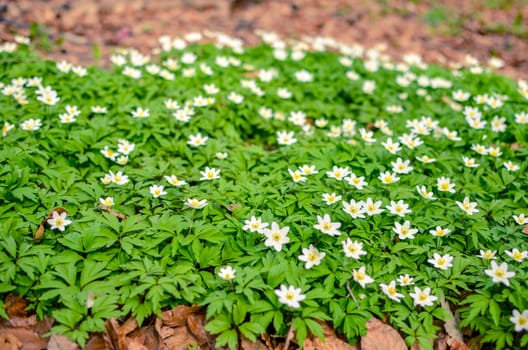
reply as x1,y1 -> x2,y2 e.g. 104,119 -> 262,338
451,338 -> 472,350
435,332 -> 448,350
33,317 -> 54,336
227,202 -> 241,212
260,333 -> 274,350
158,326 -> 175,340
34,224 -> 45,240
162,326 -> 197,350
0,327 -> 48,350
131,325 -> 160,350
361,318 -> 407,350
34,208 -> 68,240
303,337 -> 358,350
120,317 -> 138,336
161,305 -> 200,327
47,333 -> 80,350
186,313 -> 210,348
243,71 -> 259,78
2,315 -> 36,328
0,333 -> 22,350
465,335 -> 483,350
85,333 -> 113,350
240,336 -> 268,350
105,318 -> 126,350
440,296 -> 463,343
303,321 -> 357,350
5,294 -> 27,318
123,338 -> 149,350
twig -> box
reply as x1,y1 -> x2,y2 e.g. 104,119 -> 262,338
283,322 -> 295,350
260,333 -> 274,349
346,280 -> 360,309
99,203 -> 128,220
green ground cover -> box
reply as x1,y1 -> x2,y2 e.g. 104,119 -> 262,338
0,33 -> 527,349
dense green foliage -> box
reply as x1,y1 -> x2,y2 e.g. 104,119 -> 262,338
0,36 -> 527,349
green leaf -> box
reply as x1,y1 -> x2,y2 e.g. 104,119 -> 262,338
204,318 -> 232,334
305,318 -> 325,341
232,301 -> 247,325
293,317 -> 308,347
216,329 -> 238,350
52,309 -> 84,328
80,260 -> 110,288
239,322 -> 265,342
488,300 -> 501,326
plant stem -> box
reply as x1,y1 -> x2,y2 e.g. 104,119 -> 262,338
346,280 -> 360,308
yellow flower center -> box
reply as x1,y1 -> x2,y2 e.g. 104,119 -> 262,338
272,233 -> 281,241
495,269 -> 505,278
307,252 -> 318,262
322,222 -> 332,230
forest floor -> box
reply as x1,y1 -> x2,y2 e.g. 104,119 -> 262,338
1,0 -> 527,79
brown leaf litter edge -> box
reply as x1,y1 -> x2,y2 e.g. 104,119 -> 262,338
0,293 -> 479,350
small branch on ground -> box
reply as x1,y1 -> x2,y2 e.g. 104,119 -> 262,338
283,322 -> 295,350
99,203 -> 128,220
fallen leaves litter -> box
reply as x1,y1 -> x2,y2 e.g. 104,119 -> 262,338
450,338 -> 473,350
0,327 -> 48,350
47,333 -> 80,350
0,296 -> 483,350
186,312 -> 211,348
361,318 -> 408,350
161,305 -> 200,327
84,333 -> 113,350
5,294 -> 27,318
303,321 -> 358,350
